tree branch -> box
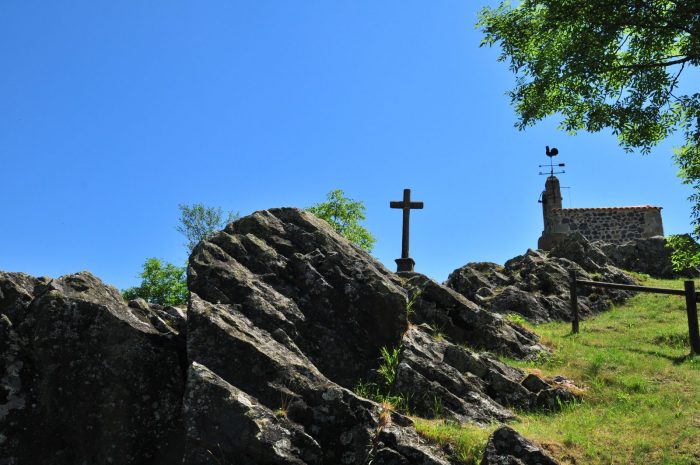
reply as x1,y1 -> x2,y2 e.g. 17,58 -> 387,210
614,56 -> 691,70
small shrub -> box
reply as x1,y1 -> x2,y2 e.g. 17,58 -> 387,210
505,313 -> 528,328
378,345 -> 401,386
406,287 -> 423,318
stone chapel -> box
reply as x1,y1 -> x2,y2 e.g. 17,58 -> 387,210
537,174 -> 665,250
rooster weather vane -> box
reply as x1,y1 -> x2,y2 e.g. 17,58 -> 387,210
539,146 -> 565,177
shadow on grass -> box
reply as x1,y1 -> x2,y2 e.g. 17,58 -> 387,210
624,346 -> 695,365
570,338 -> 694,364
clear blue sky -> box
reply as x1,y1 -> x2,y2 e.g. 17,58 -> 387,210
1,1 -> 695,290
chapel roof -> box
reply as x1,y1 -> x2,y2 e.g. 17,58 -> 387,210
553,205 -> 662,213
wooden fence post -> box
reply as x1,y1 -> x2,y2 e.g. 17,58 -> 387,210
683,280 -> 700,354
570,269 -> 579,334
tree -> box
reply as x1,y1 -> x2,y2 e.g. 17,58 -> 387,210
176,203 -> 240,252
123,203 -> 239,305
307,189 -> 376,252
478,0 -> 700,266
122,258 -> 188,306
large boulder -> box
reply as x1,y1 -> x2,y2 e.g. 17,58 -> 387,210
0,271 -> 186,465
188,208 -> 407,389
183,362 -> 323,465
186,208 -> 456,464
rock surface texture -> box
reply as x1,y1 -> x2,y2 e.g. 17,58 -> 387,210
595,235 -> 699,279
1,208 -> 565,464
447,234 -> 636,323
480,426 -> 558,465
0,271 -> 186,465
186,208 -> 564,464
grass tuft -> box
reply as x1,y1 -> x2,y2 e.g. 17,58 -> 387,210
414,419 -> 494,465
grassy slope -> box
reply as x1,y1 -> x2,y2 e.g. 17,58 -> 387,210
415,275 -> 700,465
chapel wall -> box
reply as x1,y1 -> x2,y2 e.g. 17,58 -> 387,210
548,207 -> 664,244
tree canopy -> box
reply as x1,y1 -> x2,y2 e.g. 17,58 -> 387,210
122,257 -> 188,306
307,189 -> 376,252
176,203 -> 240,252
478,0 -> 700,259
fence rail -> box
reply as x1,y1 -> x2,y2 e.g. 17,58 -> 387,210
569,270 -> 700,354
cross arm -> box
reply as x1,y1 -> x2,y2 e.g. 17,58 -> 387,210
390,201 -> 424,209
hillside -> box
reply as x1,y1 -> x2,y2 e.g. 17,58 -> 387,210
418,274 -> 700,464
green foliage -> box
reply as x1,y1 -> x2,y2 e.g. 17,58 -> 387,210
354,344 -> 412,413
123,203 -> 236,306
354,380 -> 412,414
405,287 -> 423,318
414,419 -> 494,465
504,313 -> 528,328
478,1 -> 700,261
122,257 -> 188,306
666,233 -> 700,271
377,345 -> 401,386
177,203 -> 240,252
307,189 -> 376,252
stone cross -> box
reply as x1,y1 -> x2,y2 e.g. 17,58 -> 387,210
390,188 -> 423,272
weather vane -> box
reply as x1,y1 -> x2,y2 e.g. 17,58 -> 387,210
539,146 -> 565,176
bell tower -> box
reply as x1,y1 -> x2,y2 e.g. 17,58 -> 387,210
541,175 -> 563,230
537,146 -> 565,249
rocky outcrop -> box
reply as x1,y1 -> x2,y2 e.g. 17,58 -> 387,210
446,234 -> 636,323
480,426 -> 558,465
0,271 -> 186,465
2,208 -> 574,465
185,208 -> 566,464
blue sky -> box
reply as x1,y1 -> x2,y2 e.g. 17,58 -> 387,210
1,1 -> 695,290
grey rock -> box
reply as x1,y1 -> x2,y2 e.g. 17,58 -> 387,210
596,235 -> 699,278
188,208 -> 408,389
394,326 -> 520,424
549,232 -> 610,272
183,362 -> 323,465
447,236 -> 637,323
393,326 -> 576,425
441,262 -> 511,302
481,426 -> 559,465
2,207 -> 586,464
536,387 -> 578,411
186,208 -> 457,464
489,286 -> 551,322
0,271 -> 185,465
400,273 -> 547,359
521,374 -> 550,393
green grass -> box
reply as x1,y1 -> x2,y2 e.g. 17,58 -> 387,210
414,419 -> 495,464
415,275 -> 700,465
